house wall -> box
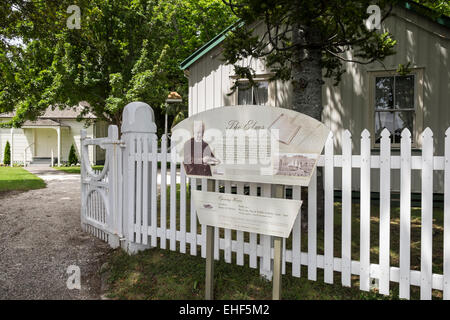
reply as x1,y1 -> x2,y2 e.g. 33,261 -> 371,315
186,6 -> 450,193
0,126 -> 34,163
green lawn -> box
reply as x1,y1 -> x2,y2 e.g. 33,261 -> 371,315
54,165 -> 104,174
0,167 -> 46,192
103,247 -> 392,300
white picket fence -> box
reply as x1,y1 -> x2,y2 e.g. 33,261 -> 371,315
81,102 -> 450,300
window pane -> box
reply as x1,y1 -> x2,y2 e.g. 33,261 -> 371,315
238,83 -> 252,105
254,81 -> 268,105
375,77 -> 394,110
395,75 -> 415,110
393,111 -> 414,143
375,111 -> 394,143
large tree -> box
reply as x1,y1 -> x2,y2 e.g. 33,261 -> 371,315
0,0 -> 236,134
221,0 -> 401,121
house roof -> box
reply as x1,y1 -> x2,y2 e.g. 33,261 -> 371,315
0,103 -> 96,119
179,1 -> 450,71
21,119 -> 70,128
179,20 -> 242,70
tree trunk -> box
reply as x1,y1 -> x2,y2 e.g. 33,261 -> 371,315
291,25 -> 325,231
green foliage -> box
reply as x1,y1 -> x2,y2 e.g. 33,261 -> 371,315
68,144 -> 78,166
0,0 -> 236,134
3,141 -> 11,165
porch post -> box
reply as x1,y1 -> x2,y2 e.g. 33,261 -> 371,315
57,126 -> 61,167
10,127 -> 14,167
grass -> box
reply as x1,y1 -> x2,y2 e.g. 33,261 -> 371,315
0,166 -> 46,192
54,165 -> 104,174
104,184 -> 445,300
103,247 -> 393,300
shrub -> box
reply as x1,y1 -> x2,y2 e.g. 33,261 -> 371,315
68,144 -> 79,166
3,141 -> 11,165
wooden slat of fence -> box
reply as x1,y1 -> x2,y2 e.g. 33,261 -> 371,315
201,178 -> 207,258
308,169 -> 317,281
445,128 -> 450,300
342,130 -> 352,287
292,186 -> 301,277
127,135 -> 136,243
170,139 -> 177,251
190,177 -> 197,256
180,163 -> 187,254
379,128 -> 391,295
249,183 -> 258,268
421,128 -> 434,299
151,135 -> 158,247
136,137 -> 143,244
400,129 -> 412,299
261,184 -> 272,278
236,182 -> 245,266
360,130 -> 371,291
142,136 -> 149,245
324,133 -> 334,284
282,237 -> 286,275
214,181 -> 220,261
160,135 -> 167,249
224,181 -> 232,263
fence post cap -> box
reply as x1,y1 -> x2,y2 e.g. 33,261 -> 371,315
121,101 -> 157,134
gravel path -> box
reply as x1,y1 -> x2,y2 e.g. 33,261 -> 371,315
0,167 -> 112,300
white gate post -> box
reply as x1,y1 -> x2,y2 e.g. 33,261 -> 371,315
121,102 -> 157,253
107,125 -> 121,248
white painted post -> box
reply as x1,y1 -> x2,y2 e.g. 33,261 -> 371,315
292,185 -> 301,278
308,169 -> 317,281
360,129 -> 371,292
379,128 -> 391,295
236,182 -> 245,266
57,126 -> 61,167
51,149 -> 54,167
444,127 -> 450,300
249,183 -> 258,268
260,183 -> 273,280
107,125 -> 120,248
399,128 -> 411,299
80,129 -> 87,230
324,132 -> 334,284
421,128 -> 433,300
342,130 -> 352,287
160,134 -> 167,249
121,102 -> 157,253
190,178 -> 198,256
10,128 -> 13,167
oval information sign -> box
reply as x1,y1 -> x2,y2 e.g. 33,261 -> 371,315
172,105 -> 330,186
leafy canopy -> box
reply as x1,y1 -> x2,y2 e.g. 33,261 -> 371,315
0,0 -> 236,133
221,0 -> 402,89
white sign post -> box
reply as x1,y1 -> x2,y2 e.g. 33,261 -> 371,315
172,105 -> 330,300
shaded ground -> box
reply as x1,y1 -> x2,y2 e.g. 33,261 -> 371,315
0,167 -> 112,300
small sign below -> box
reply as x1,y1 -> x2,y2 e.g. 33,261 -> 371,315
193,190 -> 302,238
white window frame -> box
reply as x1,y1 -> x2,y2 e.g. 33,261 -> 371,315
368,68 -> 424,148
230,73 -> 275,106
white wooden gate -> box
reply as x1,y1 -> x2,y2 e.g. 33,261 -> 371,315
81,102 -> 450,300
80,125 -> 122,248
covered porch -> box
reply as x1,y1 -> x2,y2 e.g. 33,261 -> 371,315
10,119 -> 69,167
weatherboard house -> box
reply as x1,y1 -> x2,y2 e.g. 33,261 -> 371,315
179,2 -> 450,194
0,105 -> 107,166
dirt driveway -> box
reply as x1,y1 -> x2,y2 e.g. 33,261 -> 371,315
0,167 -> 112,300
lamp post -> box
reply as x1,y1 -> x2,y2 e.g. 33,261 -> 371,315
165,92 -> 182,137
